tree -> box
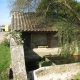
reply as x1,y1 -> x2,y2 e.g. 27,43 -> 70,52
8,0 -> 39,12
36,0 -> 80,25
9,0 -> 80,57
9,0 -> 80,26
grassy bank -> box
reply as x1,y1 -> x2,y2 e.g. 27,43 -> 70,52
0,39 -> 11,79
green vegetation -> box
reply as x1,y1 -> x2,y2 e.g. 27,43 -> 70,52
9,0 -> 80,24
9,0 -> 80,58
35,0 -> 80,58
10,31 -> 22,45
0,38 -> 10,47
74,73 -> 80,79
39,61 -> 52,67
0,39 -> 11,80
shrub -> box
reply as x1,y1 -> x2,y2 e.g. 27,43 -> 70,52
0,38 -> 10,47
39,61 -> 52,67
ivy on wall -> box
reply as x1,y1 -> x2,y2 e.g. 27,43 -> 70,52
10,31 -> 23,45
55,21 -> 79,57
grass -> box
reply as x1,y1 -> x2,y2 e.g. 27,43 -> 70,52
39,60 -> 52,67
0,39 -> 11,79
74,73 -> 80,80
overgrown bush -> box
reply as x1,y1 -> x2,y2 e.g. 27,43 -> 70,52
56,22 -> 79,58
10,31 -> 22,45
0,38 -> 10,47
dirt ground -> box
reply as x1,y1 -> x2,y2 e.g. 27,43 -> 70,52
0,32 -> 7,43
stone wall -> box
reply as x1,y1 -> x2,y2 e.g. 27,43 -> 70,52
51,34 -> 58,47
10,37 -> 27,80
31,32 -> 58,48
30,63 -> 80,80
31,33 -> 47,48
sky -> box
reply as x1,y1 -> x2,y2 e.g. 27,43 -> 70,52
0,0 -> 80,26
77,0 -> 80,2
0,0 -> 11,25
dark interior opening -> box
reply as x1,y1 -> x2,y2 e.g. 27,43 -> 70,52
25,60 -> 39,72
22,32 -> 31,48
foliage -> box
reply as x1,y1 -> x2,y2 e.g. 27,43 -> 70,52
74,73 -> 80,79
0,36 -> 11,79
36,0 -> 80,25
39,61 -> 52,67
8,0 -> 39,12
8,0 -> 80,28
8,0 -> 80,57
55,21 -> 79,57
0,44 -> 11,79
9,0 -> 80,24
0,38 -> 10,47
10,31 -> 22,45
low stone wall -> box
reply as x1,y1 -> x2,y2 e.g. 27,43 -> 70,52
27,48 -> 59,57
30,62 -> 80,80
25,48 -> 59,62
10,37 -> 27,80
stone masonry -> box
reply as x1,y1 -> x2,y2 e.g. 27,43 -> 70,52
10,37 -> 27,80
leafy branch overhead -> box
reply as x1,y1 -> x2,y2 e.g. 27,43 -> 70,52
9,0 -> 80,27
36,0 -> 80,26
8,0 -> 80,57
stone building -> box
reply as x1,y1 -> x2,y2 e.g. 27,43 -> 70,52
10,11 -> 59,80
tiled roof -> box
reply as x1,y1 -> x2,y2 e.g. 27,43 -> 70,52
11,11 -> 57,31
